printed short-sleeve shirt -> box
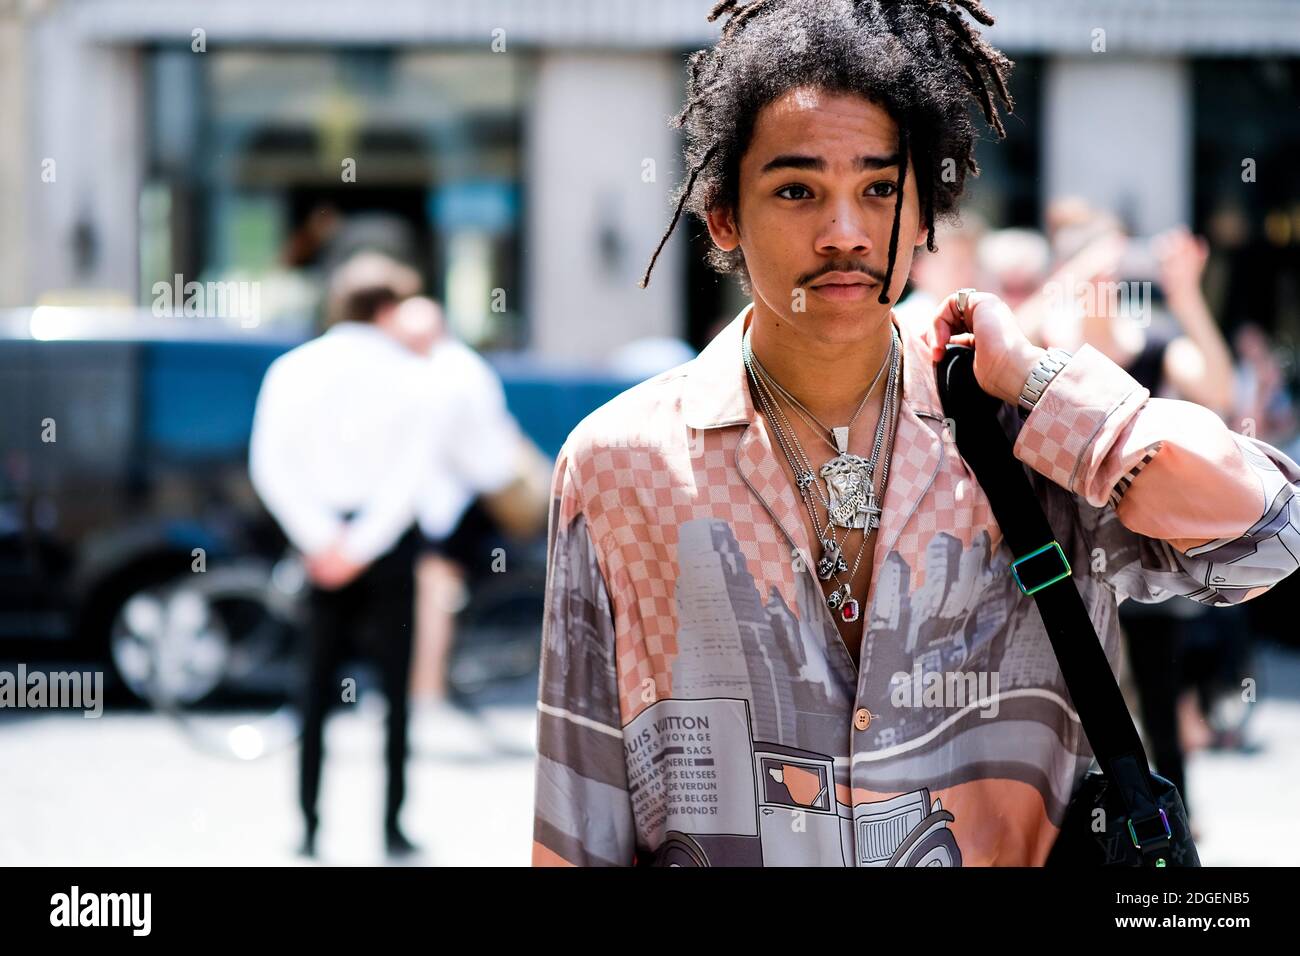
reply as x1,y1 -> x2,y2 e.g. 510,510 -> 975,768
532,303 -> 1300,867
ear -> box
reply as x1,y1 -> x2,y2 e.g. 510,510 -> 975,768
705,204 -> 741,253
913,222 -> 930,249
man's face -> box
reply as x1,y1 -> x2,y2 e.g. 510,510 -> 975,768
706,86 -> 927,344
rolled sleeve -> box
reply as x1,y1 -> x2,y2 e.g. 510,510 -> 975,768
1015,343 -> 1300,606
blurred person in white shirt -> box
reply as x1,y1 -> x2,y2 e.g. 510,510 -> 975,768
248,252 -> 437,860
387,296 -> 522,719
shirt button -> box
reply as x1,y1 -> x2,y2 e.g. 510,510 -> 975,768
854,708 -> 873,731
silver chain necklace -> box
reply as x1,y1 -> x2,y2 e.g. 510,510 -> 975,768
748,327 -> 898,533
742,324 -> 901,622
745,323 -> 898,528
746,343 -> 899,622
753,340 -> 892,457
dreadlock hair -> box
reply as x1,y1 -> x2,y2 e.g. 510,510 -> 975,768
638,0 -> 1015,305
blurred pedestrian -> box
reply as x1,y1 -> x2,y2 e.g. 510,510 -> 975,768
977,227 -> 1050,313
1233,322 -> 1297,447
893,213 -> 986,326
248,252 -> 442,859
384,296 -> 522,716
1027,211 -> 1236,417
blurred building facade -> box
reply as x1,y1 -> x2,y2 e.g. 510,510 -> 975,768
2,0 -> 1299,357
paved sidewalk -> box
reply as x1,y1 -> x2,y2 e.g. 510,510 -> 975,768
0,688 -> 538,867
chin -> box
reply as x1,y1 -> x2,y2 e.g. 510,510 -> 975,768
754,280 -> 888,339
799,303 -> 889,341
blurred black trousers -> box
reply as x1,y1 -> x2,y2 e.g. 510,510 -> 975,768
299,523 -> 420,834
1119,606 -> 1188,813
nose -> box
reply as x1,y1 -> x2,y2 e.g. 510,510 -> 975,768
816,197 -> 873,258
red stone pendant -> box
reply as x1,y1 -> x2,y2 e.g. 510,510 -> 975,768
840,598 -> 860,623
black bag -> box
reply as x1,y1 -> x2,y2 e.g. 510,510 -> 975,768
936,345 -> 1200,867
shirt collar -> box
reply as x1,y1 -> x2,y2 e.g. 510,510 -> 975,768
327,319 -> 388,338
325,319 -> 413,356
681,301 -> 943,430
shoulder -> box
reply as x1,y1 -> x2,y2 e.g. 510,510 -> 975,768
257,339 -> 321,396
265,336 -> 318,372
432,338 -> 494,378
263,329 -> 351,378
565,359 -> 693,454
556,358 -> 697,495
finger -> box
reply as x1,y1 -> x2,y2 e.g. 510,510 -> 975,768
932,319 -> 952,361
932,318 -> 948,355
930,292 -> 965,359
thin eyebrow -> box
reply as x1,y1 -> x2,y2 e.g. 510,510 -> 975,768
758,153 -> 900,175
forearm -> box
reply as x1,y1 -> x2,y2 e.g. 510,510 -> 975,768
1166,290 -> 1236,414
1014,344 -> 1291,553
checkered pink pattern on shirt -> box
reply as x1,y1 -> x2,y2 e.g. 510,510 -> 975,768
1013,344 -> 1148,496
568,421 -> 800,724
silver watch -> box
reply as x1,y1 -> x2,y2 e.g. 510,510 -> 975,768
1018,348 -> 1073,412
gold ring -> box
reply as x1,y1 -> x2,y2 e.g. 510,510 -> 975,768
956,287 -> 976,319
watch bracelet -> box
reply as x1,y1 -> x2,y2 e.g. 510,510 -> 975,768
1018,348 -> 1073,412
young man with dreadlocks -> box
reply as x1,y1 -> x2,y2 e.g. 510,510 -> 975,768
531,0 -> 1300,866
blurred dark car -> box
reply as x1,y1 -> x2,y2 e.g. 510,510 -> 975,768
0,307 -> 639,704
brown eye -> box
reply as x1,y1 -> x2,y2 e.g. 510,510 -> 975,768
776,184 -> 812,200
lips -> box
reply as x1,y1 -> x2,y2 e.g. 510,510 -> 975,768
808,273 -> 880,300
811,272 -> 878,289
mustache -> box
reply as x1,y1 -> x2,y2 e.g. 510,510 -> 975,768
797,261 -> 887,287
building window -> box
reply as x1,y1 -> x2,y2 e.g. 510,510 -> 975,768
141,46 -> 528,348
1192,58 -> 1300,349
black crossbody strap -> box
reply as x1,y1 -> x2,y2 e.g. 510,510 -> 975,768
935,346 -> 1163,827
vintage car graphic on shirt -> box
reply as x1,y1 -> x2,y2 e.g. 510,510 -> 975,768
645,515 -> 1101,863
626,696 -> 961,867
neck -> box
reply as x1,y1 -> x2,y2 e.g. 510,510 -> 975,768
746,300 -> 897,425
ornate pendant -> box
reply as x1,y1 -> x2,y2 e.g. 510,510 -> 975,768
840,598 -> 861,623
821,454 -> 881,530
815,538 -> 849,581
